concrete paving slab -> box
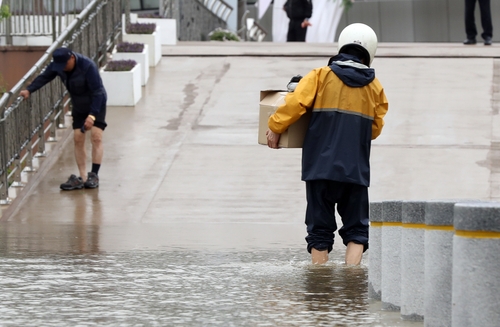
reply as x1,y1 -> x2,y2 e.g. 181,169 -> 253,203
2,42 -> 500,326
163,42 -> 500,58
1,42 -> 500,250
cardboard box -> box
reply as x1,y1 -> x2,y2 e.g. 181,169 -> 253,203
258,90 -> 311,148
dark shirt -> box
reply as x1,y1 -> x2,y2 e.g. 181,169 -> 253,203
27,53 -> 107,116
284,0 -> 313,21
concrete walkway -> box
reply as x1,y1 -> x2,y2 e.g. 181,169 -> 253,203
1,41 -> 499,254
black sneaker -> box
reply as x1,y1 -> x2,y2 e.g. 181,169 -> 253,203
60,174 -> 84,190
84,172 -> 99,189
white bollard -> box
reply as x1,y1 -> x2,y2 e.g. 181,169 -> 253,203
381,200 -> 402,311
400,201 -> 426,321
424,200 -> 455,327
368,201 -> 383,300
452,203 -> 500,327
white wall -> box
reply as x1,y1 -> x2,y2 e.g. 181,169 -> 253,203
225,0 -> 238,32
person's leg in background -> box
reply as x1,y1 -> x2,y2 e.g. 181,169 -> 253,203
84,110 -> 107,188
83,126 -> 103,189
59,115 -> 87,191
464,0 -> 478,44
73,127 -> 87,180
478,0 -> 493,44
71,113 -> 88,181
287,20 -> 296,41
287,20 -> 304,42
296,23 -> 307,42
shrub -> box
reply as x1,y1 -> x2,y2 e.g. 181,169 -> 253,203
0,5 -> 11,20
208,28 -> 240,42
116,42 -> 144,53
126,23 -> 156,34
342,0 -> 354,10
104,60 -> 137,72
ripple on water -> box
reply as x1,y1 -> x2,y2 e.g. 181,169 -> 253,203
0,249 -> 421,326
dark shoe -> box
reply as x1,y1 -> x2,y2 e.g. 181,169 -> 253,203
484,37 -> 492,45
60,174 -> 84,190
463,38 -> 476,45
84,172 -> 99,189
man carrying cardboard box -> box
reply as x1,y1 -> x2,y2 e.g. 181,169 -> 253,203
266,23 -> 389,265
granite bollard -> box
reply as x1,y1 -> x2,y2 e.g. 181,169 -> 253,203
400,201 -> 426,321
368,202 -> 383,300
424,201 -> 455,327
381,201 -> 402,311
452,203 -> 500,327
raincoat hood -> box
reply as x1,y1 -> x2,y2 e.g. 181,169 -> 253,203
327,53 -> 375,88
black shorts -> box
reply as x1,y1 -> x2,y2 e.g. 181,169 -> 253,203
72,105 -> 107,131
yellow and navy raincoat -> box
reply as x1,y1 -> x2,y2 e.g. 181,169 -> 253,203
268,53 -> 388,186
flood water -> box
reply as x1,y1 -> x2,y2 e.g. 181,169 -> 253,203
0,240 -> 423,326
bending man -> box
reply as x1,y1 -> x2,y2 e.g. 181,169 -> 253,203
20,47 -> 107,190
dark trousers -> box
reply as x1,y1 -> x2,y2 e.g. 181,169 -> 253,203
287,19 -> 307,42
304,180 -> 369,254
465,0 -> 493,40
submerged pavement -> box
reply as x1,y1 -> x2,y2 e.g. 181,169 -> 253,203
0,42 -> 498,325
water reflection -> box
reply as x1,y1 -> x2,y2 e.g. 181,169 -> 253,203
70,189 -> 101,254
0,190 -> 102,254
303,264 -> 372,326
0,248 -> 422,326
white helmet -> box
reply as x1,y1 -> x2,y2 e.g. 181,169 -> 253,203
337,23 -> 378,66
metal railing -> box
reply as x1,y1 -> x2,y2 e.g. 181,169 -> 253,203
0,0 -> 123,204
0,0 -> 96,45
160,0 -> 174,18
161,0 -> 233,23
237,10 -> 267,42
202,0 -> 232,22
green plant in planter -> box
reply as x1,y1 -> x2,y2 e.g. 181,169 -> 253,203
116,42 -> 145,53
104,60 -> 137,72
0,4 -> 11,20
208,28 -> 240,42
126,23 -> 156,34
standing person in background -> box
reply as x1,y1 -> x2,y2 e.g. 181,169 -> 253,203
266,23 -> 388,265
20,47 -> 107,190
463,0 -> 493,45
283,0 -> 313,42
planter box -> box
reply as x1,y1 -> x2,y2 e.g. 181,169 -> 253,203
100,63 -> 142,106
121,13 -> 138,34
137,18 -> 177,45
112,44 -> 149,86
123,26 -> 161,67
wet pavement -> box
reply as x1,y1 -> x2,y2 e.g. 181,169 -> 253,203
1,41 -> 499,325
